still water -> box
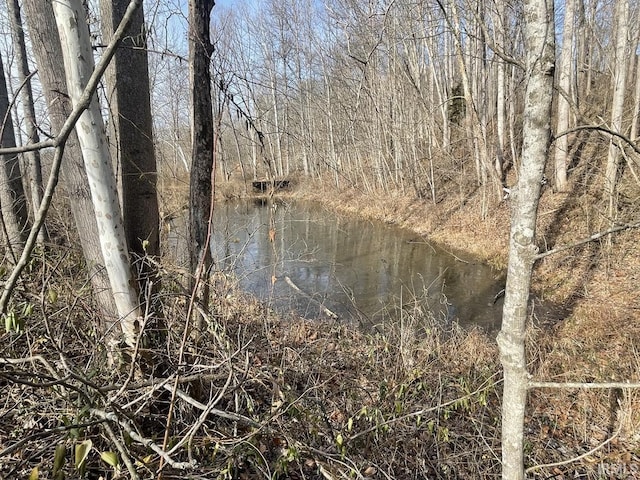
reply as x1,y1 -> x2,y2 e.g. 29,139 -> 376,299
210,200 -> 503,331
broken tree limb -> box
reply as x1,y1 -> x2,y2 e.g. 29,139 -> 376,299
534,221 -> 640,260
283,276 -> 339,320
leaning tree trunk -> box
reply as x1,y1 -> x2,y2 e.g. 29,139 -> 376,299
52,0 -> 142,348
6,0 -> 46,244
100,0 -> 160,303
23,0 -> 118,333
188,0 -> 215,310
497,0 -> 555,478
0,52 -> 29,259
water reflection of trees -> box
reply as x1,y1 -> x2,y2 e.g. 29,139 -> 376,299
211,200 -> 502,329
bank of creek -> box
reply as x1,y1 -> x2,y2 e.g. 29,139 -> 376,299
188,199 -> 505,331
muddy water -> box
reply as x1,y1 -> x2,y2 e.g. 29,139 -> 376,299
208,199 -> 504,331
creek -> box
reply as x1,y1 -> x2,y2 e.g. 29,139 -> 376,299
205,199 -> 504,331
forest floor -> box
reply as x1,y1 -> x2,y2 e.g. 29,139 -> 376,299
2,168 -> 639,479
215,160 -> 640,478
228,165 -> 640,477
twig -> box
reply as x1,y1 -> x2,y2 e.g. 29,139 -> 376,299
528,381 -> 640,389
161,383 -> 260,427
0,422 -> 104,458
525,420 -> 623,474
0,354 -> 69,397
554,124 -> 640,155
90,408 -> 196,470
0,355 -> 59,379
172,365 -> 235,461
283,275 -> 339,319
0,71 -> 37,153
347,373 -> 502,442
110,285 -> 153,402
102,420 -> 141,480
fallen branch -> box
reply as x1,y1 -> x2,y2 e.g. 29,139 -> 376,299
102,421 -> 141,480
534,221 -> 640,260
347,373 -> 502,442
529,381 -> 640,389
161,383 -> 260,427
90,408 -> 196,470
525,417 -> 623,474
283,276 -> 339,319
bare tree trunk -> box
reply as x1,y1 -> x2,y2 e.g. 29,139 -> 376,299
604,0 -> 629,221
100,0 -> 160,306
22,0 -> 118,333
53,0 -> 142,348
495,0 -> 507,180
188,0 -> 215,306
631,51 -> 640,141
442,0 -> 502,201
497,0 -> 555,478
0,53 -> 29,258
554,0 -> 576,192
6,0 -> 46,244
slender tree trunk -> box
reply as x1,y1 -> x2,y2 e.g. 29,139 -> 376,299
604,0 -> 629,222
100,0 -> 160,305
23,0 -> 118,333
631,52 -> 640,141
497,0 -> 555,478
6,0 -> 46,244
443,0 -> 502,201
0,53 -> 28,257
188,0 -> 215,303
554,0 -> 576,192
53,0 -> 142,348
495,0 -> 507,180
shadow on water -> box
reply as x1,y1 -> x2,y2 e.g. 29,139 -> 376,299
208,199 -> 504,332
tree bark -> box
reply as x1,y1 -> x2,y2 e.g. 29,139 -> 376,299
604,0 -> 629,221
6,0 -> 46,244
22,0 -> 118,332
497,0 -> 555,478
188,0 -> 215,298
630,37 -> 640,141
99,0 -> 160,302
495,0 -> 507,180
0,52 -> 29,257
554,0 -> 575,192
52,0 -> 142,348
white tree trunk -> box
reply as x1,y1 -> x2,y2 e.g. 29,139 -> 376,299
497,0 -> 555,478
604,0 -> 629,220
554,0 -> 576,192
630,44 -> 640,141
53,0 -> 141,348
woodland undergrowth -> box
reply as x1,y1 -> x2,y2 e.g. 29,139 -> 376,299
2,151 -> 640,479
0,234 -> 638,479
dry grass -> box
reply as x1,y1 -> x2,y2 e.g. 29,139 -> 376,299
2,248 -> 637,478
277,155 -> 640,477
4,154 -> 637,478
0,251 -> 506,479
